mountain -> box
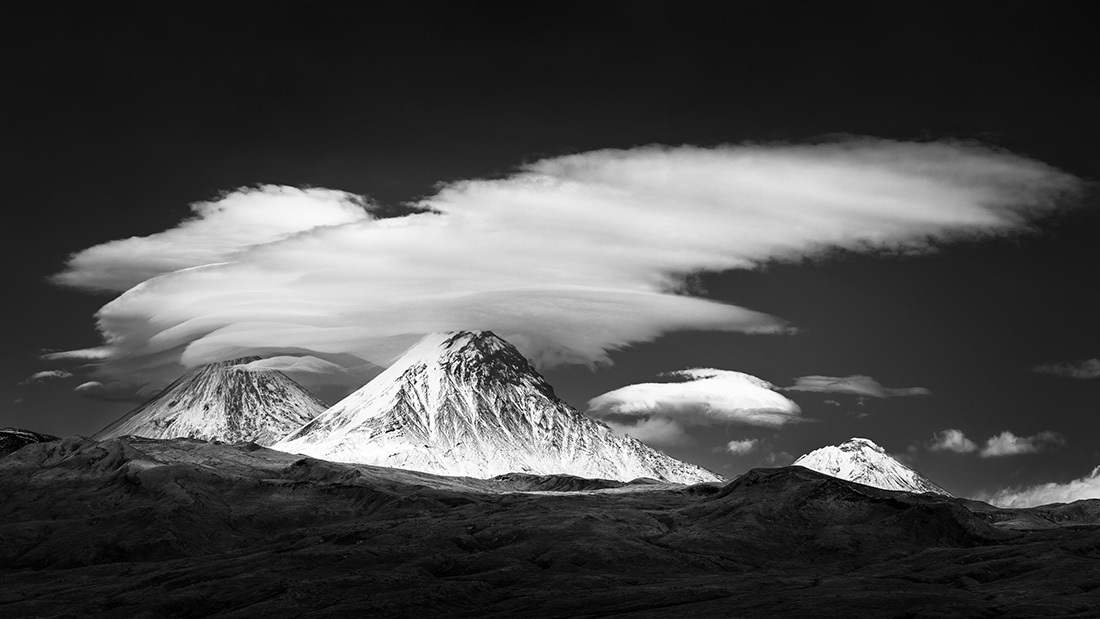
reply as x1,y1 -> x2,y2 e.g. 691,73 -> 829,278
95,357 -> 327,446
793,437 -> 952,496
4,437 -> 1099,618
0,427 -> 59,457
274,331 -> 721,483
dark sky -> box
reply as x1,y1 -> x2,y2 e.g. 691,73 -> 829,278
4,1 -> 1097,500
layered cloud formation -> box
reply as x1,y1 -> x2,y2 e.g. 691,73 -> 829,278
981,466 -> 1100,508
53,186 -> 372,292
786,375 -> 932,398
587,369 -> 800,446
51,140 -> 1079,391
589,369 -> 801,426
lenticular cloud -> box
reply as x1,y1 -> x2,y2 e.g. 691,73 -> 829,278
54,139 -> 1079,391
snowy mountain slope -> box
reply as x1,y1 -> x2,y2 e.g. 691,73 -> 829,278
274,331 -> 721,483
95,357 -> 327,446
793,437 -> 952,496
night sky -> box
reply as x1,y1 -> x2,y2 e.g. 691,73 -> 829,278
5,2 -> 1097,503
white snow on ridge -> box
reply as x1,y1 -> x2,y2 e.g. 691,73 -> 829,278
274,331 -> 722,484
793,437 -> 952,496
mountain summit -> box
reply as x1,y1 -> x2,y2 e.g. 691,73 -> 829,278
793,437 -> 952,496
273,331 -> 721,483
95,357 -> 327,446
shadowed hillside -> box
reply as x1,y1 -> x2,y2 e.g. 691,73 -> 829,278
2,437 -> 1098,618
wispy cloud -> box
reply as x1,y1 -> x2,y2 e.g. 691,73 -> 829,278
928,428 -> 978,453
52,140 -> 1080,392
231,355 -> 353,376
18,370 -> 74,385
979,431 -> 1065,457
73,380 -> 143,401
1034,358 -> 1100,379
979,466 -> 1100,508
786,375 -> 932,398
40,347 -> 113,363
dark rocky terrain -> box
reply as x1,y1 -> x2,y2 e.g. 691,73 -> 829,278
2,437 -> 1099,618
0,428 -> 59,457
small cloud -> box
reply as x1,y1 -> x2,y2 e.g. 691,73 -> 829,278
786,375 -> 932,398
19,370 -> 74,385
979,466 -> 1100,507
929,428 -> 979,453
1034,359 -> 1100,379
725,438 -> 760,455
980,431 -> 1065,458
824,399 -> 841,407
604,417 -> 694,447
73,381 -> 142,402
765,451 -> 794,466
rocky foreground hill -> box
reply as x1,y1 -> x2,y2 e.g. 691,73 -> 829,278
2,437 -> 1099,618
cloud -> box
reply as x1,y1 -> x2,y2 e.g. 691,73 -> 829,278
39,347 -> 113,363
53,140 -> 1079,391
73,381 -> 143,401
52,186 -> 372,293
604,417 -> 694,447
786,375 -> 932,398
19,370 -> 73,385
725,438 -> 760,455
231,355 -> 354,376
589,369 -> 798,449
980,431 -> 1065,457
1034,358 -> 1100,379
228,354 -> 376,393
928,428 -> 978,453
588,368 -> 801,427
979,466 -> 1100,508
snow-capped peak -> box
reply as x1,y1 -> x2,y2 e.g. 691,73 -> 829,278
274,331 -> 721,484
95,357 -> 328,446
793,437 -> 951,496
